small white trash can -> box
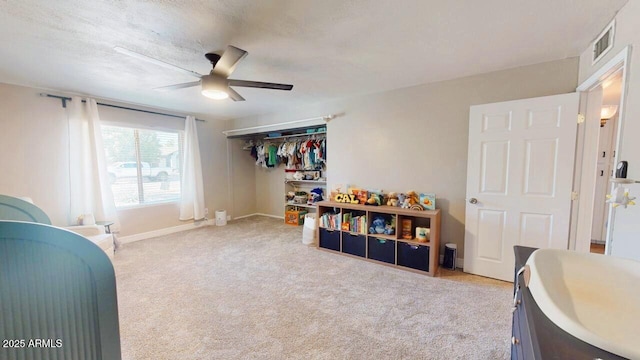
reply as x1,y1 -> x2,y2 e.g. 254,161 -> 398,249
215,210 -> 227,226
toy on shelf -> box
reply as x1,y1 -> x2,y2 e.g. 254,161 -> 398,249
415,227 -> 430,242
402,191 -> 423,210
293,191 -> 308,204
396,193 -> 406,207
309,187 -> 324,203
369,216 -> 395,235
286,191 -> 295,202
401,218 -> 413,239
369,217 -> 386,234
407,191 -> 419,205
419,193 -> 436,210
351,188 -> 368,204
386,192 -> 399,207
366,193 -> 383,206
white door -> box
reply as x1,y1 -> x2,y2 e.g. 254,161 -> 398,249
464,93 -> 579,281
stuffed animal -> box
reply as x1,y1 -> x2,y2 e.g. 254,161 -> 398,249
386,192 -> 399,207
396,193 -> 406,207
366,193 -> 382,206
401,197 -> 411,209
309,187 -> 324,203
369,217 -> 386,234
406,191 -> 419,205
383,224 -> 395,235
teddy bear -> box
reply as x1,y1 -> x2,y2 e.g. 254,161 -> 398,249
386,192 -> 399,207
407,190 -> 419,205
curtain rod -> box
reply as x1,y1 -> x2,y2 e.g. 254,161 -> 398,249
222,115 -> 334,137
39,93 -> 205,122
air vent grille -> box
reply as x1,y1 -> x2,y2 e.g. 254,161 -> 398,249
592,20 -> 615,64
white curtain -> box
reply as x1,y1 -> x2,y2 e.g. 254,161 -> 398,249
179,116 -> 206,220
68,97 -> 119,229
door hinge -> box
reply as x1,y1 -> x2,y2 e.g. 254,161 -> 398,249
577,114 -> 586,124
571,191 -> 579,201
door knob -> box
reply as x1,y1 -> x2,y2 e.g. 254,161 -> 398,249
468,198 -> 478,204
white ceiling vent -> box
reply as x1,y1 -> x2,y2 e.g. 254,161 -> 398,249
592,19 -> 615,64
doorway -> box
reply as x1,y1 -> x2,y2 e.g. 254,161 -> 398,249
589,71 -> 623,254
572,46 -> 630,255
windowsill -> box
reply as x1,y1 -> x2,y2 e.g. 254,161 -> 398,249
116,200 -> 180,211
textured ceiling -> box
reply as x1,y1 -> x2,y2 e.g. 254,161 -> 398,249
0,0 -> 628,120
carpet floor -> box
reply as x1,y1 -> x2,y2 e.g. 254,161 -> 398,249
113,216 -> 512,360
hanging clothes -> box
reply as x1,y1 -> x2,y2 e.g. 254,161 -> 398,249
247,135 -> 326,170
267,143 -> 278,167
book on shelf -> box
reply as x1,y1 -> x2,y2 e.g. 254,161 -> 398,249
348,214 -> 367,235
320,212 -> 341,230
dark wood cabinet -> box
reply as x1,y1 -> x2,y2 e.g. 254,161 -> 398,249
512,246 -> 626,360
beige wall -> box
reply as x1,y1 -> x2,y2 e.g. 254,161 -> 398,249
256,165 -> 286,216
0,83 -> 70,225
228,138 -> 257,218
231,58 -> 579,258
578,1 -> 640,180
0,82 -> 230,237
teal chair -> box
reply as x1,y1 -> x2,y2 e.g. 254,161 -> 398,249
0,194 -> 51,224
0,221 -> 121,360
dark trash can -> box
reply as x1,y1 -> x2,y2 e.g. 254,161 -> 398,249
443,243 -> 457,270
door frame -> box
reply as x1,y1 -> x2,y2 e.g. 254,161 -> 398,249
570,46 -> 631,254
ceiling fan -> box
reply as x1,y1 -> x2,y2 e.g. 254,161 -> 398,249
114,45 -> 293,101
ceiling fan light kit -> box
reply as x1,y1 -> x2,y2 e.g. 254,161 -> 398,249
201,75 -> 229,100
114,45 -> 293,102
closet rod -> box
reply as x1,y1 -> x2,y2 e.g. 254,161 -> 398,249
39,93 -> 205,122
222,114 -> 334,137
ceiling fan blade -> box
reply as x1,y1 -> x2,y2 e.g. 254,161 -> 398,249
227,87 -> 246,102
153,81 -> 201,91
228,79 -> 293,91
212,45 -> 248,77
114,46 -> 203,79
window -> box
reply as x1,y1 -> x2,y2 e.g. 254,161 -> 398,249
102,125 -> 182,207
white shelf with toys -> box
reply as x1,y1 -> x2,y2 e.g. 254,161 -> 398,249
284,203 -> 316,209
315,198 -> 441,277
284,170 -> 327,225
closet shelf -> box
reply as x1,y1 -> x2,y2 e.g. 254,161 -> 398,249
285,203 -> 317,209
285,179 -> 326,184
264,131 -> 326,140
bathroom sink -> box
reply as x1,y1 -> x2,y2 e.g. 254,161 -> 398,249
525,249 -> 640,359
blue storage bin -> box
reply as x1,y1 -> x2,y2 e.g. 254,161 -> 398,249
368,238 -> 395,264
319,228 -> 340,251
342,233 -> 366,257
397,242 -> 430,272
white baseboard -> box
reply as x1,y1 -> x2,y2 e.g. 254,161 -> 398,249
118,220 -> 210,244
439,255 -> 464,269
233,213 -> 258,220
234,213 -> 284,220
256,213 -> 285,219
